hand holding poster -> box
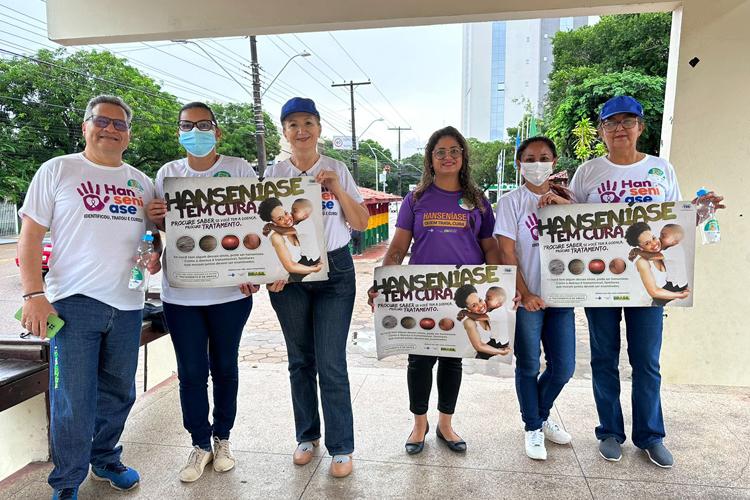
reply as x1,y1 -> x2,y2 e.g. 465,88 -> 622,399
163,176 -> 328,287
373,265 -> 516,363
538,201 -> 696,307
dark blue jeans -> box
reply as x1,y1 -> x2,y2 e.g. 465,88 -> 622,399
164,296 -> 253,450
269,246 -> 356,456
47,295 -> 143,490
585,306 -> 665,449
514,307 -> 576,431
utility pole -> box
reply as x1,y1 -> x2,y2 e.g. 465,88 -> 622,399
249,36 -> 267,175
331,80 -> 371,183
389,126 -> 412,195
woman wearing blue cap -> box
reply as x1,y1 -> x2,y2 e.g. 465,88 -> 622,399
264,97 -> 369,478
569,95 -> 725,468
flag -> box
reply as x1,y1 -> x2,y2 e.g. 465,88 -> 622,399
529,116 -> 538,137
514,135 -> 521,168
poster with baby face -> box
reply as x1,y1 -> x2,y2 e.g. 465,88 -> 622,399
163,176 -> 328,287
373,265 -> 517,364
538,201 -> 696,307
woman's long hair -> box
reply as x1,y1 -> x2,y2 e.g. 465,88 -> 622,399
413,126 -> 487,213
516,136 -> 574,202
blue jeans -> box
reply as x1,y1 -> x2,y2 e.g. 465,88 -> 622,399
47,295 -> 143,490
163,296 -> 253,450
585,306 -> 665,449
514,307 -> 576,431
269,246 -> 356,456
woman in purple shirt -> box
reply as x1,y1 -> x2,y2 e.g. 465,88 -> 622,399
375,126 -> 500,455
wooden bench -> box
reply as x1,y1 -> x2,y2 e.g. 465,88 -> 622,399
0,339 -> 50,413
0,296 -> 168,411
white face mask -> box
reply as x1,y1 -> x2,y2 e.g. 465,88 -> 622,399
520,162 -> 554,186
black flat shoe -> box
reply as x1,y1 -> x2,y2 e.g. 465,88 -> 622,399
405,422 -> 429,455
436,426 -> 467,453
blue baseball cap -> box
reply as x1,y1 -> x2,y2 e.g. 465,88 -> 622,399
280,97 -> 320,123
599,96 -> 644,121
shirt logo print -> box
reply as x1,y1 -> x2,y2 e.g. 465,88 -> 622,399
76,181 -> 110,211
597,180 -> 626,203
525,213 -> 539,241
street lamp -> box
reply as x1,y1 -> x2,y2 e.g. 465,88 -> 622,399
357,118 -> 384,141
261,51 -> 311,98
362,142 -> 381,192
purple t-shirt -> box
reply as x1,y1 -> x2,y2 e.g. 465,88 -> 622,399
396,184 -> 495,265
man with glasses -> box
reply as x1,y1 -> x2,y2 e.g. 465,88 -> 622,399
18,94 -> 159,499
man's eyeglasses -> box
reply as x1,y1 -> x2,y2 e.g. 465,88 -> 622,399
433,147 -> 463,160
178,120 -> 216,132
601,117 -> 640,132
87,115 -> 130,132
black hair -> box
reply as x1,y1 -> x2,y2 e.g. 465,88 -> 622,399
454,284 -> 478,308
517,136 -> 557,160
258,197 -> 283,223
625,222 -> 652,247
415,126 -> 488,213
179,101 -> 217,123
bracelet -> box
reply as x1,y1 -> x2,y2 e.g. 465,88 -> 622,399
22,291 -> 45,300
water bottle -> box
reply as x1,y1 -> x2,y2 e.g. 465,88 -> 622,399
128,231 -> 155,290
696,188 -> 720,244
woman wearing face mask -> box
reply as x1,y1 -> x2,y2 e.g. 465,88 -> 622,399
495,136 -> 576,461
146,102 -> 259,483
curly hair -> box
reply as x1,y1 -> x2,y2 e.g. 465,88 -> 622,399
258,197 -> 283,223
413,126 -> 488,213
625,222 -> 652,247
454,284 -> 478,308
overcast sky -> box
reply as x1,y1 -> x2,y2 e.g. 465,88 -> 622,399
0,0 -> 463,158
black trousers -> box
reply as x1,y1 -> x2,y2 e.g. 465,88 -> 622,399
407,355 -> 462,415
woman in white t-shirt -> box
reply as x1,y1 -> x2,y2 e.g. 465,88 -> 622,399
146,102 -> 259,483
263,97 -> 369,479
569,96 -> 724,468
495,136 -> 576,461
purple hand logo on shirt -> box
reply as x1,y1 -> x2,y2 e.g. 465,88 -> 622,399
597,180 -> 626,203
76,181 -> 110,211
525,213 -> 539,241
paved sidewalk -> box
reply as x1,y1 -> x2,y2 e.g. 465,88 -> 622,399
2,363 -> 749,499
4,250 -> 747,499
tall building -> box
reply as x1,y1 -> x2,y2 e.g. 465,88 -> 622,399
461,16 -> 593,141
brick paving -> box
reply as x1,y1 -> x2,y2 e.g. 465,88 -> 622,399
235,244 -> 615,380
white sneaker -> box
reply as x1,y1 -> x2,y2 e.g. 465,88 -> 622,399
179,446 -> 213,483
543,419 -> 572,445
525,429 -> 547,460
213,437 -> 236,472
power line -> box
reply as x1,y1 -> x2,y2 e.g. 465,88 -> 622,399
327,31 -> 412,129
0,4 -> 46,25
291,34 -> 346,81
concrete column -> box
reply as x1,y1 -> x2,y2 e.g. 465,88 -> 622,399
660,0 -> 750,385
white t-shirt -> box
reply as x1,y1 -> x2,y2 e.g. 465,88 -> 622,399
155,156 -> 257,306
487,306 -> 510,343
18,153 -> 155,311
265,155 -> 364,252
570,155 -> 682,204
295,217 -> 321,261
662,244 -> 688,287
494,185 -> 545,296
634,255 -> 667,288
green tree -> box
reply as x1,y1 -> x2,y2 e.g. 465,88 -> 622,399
211,102 -> 280,165
0,49 -> 281,202
572,117 -> 608,161
544,13 -> 672,166
546,70 -> 666,159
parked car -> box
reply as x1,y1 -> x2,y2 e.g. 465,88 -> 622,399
16,237 -> 52,276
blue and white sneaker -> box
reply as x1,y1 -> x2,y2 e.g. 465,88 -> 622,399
91,462 -> 140,491
52,487 -> 78,500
